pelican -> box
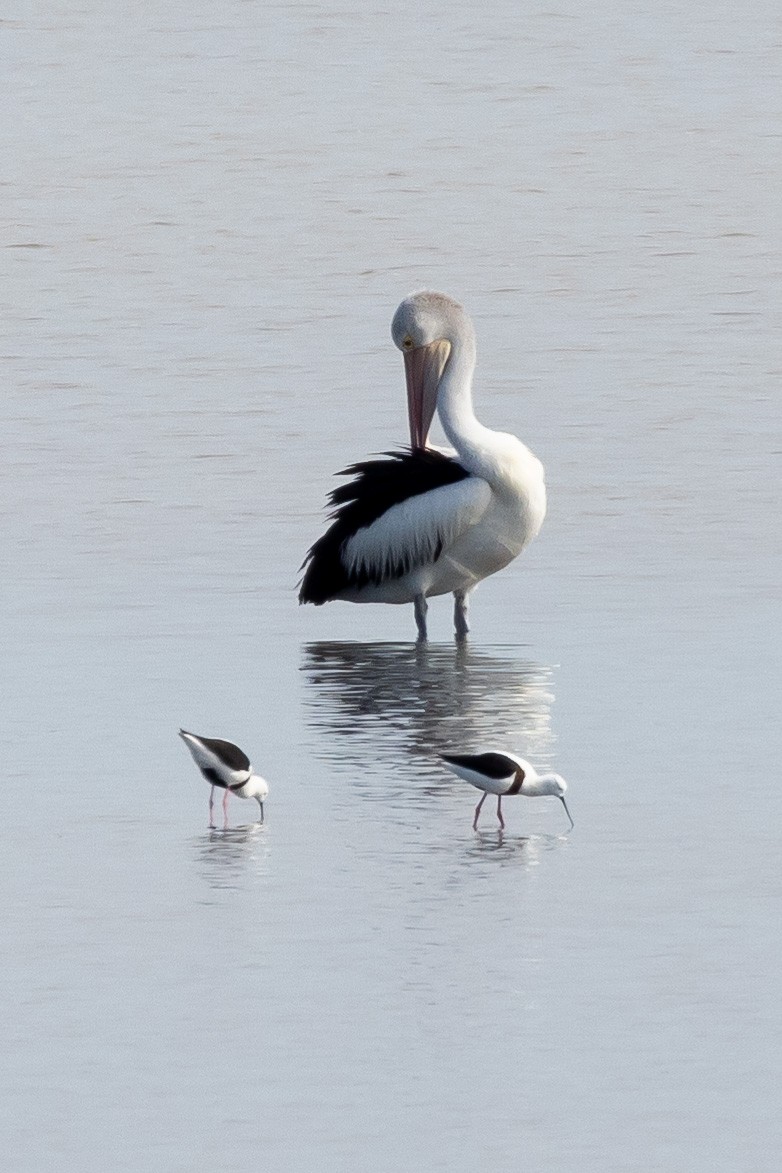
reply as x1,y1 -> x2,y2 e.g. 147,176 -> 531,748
299,291 -> 547,641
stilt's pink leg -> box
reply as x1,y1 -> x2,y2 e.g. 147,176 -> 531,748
208,785 -> 215,827
473,793 -> 487,829
497,796 -> 505,829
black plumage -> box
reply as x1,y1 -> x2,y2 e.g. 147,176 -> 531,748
440,752 -> 521,780
179,729 -> 250,772
299,448 -> 470,603
201,766 -> 226,789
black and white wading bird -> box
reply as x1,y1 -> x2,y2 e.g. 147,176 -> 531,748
440,751 -> 573,831
299,291 -> 547,641
178,729 -> 269,824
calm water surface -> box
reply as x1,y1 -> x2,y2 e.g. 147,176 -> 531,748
4,2 -> 781,1170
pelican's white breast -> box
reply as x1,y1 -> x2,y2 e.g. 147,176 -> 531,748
429,436 -> 546,594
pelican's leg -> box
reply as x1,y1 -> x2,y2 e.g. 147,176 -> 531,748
414,594 -> 428,642
473,793 -> 487,830
497,796 -> 505,830
453,589 -> 470,641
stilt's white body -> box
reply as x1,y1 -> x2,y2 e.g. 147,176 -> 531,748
440,750 -> 573,830
179,730 -> 269,821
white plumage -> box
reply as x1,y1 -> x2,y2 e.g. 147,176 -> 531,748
341,478 -> 493,601
299,291 -> 547,640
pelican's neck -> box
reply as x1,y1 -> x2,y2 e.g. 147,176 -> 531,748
436,329 -> 493,460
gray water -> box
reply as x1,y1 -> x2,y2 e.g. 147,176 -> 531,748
4,2 -> 781,1169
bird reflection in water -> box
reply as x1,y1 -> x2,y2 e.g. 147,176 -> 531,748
466,828 -> 570,863
192,823 -> 269,891
301,641 -> 558,809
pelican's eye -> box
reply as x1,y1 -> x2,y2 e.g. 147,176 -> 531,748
402,337 -> 413,350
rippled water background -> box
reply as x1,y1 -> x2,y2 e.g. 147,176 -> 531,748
4,2 -> 781,1169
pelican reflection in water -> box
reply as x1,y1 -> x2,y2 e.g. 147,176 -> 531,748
301,641 -> 557,803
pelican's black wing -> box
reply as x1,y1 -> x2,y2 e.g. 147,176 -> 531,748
298,449 -> 472,603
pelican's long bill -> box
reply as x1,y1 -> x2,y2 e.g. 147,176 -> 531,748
404,339 -> 450,450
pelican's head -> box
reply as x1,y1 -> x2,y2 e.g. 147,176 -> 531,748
392,290 -> 472,450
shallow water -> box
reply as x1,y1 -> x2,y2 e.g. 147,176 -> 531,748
4,2 -> 781,1170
